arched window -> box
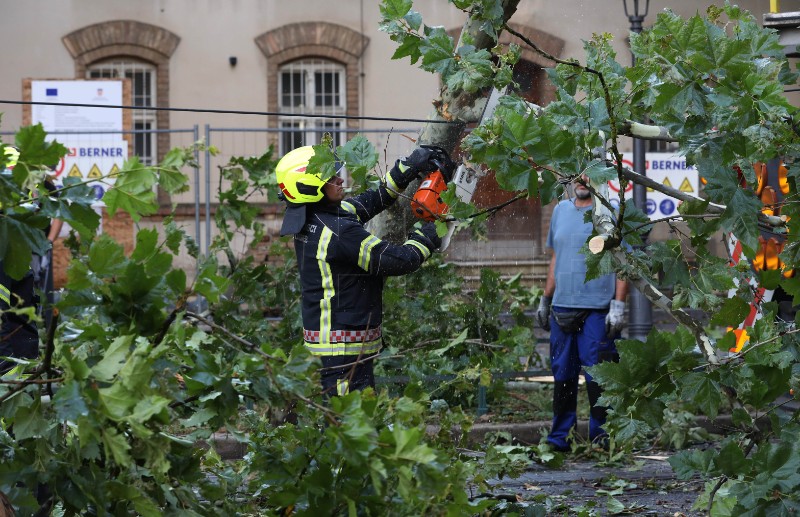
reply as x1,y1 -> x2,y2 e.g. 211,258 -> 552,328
255,22 -> 368,155
87,60 -> 158,165
62,21 -> 180,167
278,58 -> 347,154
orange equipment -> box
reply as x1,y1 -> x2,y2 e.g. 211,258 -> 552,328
410,145 -> 456,222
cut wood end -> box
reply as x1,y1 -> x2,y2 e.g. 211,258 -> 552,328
588,235 -> 608,254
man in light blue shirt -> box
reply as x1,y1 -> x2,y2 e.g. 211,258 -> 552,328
536,174 -> 628,451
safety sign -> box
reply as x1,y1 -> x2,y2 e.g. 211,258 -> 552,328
51,139 -> 128,204
607,153 -> 700,221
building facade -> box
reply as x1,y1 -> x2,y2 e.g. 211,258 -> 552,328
0,0 -> 779,284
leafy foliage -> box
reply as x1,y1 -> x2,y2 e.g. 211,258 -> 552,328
5,0 -> 800,514
0,125 -> 539,514
382,1 -> 800,514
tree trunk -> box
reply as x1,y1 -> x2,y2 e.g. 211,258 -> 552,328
372,0 -> 522,241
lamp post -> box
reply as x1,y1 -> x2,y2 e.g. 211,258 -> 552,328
623,0 -> 653,342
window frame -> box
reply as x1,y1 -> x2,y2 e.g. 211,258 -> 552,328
87,60 -> 158,165
278,59 -> 347,155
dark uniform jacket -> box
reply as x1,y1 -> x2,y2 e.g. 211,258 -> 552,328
0,262 -> 39,373
294,182 -> 434,356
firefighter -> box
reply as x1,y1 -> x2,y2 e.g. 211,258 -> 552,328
1,145 -> 39,375
277,145 -> 441,396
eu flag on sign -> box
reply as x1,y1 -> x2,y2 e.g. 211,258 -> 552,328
46,88 -> 58,96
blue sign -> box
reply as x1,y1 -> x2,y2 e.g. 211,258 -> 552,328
92,185 -> 105,200
659,199 -> 675,216
645,199 -> 656,215
610,198 -> 620,209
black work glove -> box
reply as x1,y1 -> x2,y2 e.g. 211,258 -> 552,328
536,296 -> 552,332
388,147 -> 439,190
408,222 -> 442,254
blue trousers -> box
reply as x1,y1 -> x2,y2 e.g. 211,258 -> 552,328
547,308 -> 618,450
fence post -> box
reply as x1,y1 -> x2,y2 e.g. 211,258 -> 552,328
476,385 -> 488,416
204,124 -> 211,256
193,125 -> 200,256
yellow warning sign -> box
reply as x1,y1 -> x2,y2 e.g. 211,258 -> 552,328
87,164 -> 102,179
68,164 -> 82,178
679,177 -> 694,193
662,177 -> 673,188
108,164 -> 120,177
647,186 -> 653,192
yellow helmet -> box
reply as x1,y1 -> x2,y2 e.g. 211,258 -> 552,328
276,146 -> 326,204
2,145 -> 19,170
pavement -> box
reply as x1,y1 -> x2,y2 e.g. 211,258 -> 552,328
482,453 -> 705,515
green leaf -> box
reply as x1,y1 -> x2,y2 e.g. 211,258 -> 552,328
98,382 -> 137,420
193,259 -> 231,303
391,34 -> 423,63
713,440 -> 751,477
0,215 -> 50,279
159,166 -> 189,194
433,328 -> 468,357
709,297 -> 751,327
53,380 -> 90,422
101,427 -> 132,467
668,448 -> 715,479
102,157 -> 158,221
131,228 -> 158,262
502,109 -> 540,150
15,124 -> 68,170
392,427 -> 438,463
91,335 -> 134,382
107,481 -> 161,517
339,136 -> 378,185
420,27 -> 456,76
445,47 -> 493,93
582,159 -> 618,184
307,141 -> 338,182
129,395 -> 170,424
12,398 -> 49,440
88,234 -> 127,276
166,268 -> 187,296
404,9 -> 422,31
380,0 -> 412,19
528,117 -> 577,166
697,158 -> 762,253
677,372 -> 722,418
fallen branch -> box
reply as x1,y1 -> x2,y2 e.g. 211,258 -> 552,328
608,248 -> 720,364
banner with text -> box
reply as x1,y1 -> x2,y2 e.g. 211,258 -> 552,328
51,140 -> 127,203
608,153 -> 700,221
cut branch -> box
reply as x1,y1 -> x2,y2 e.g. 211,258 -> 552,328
618,120 -> 675,141
608,249 -> 721,364
611,161 -> 785,229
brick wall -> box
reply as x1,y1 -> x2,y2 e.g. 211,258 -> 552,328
52,209 -> 134,288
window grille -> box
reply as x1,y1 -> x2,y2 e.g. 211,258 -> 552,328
87,60 -> 157,165
278,59 -> 346,155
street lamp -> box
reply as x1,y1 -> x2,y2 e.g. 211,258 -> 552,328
623,0 -> 649,34
623,0 -> 652,342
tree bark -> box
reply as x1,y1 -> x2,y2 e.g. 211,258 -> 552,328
372,0 -> 522,241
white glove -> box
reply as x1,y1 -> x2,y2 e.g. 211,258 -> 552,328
39,251 -> 50,272
536,296 -> 552,331
605,300 -> 625,336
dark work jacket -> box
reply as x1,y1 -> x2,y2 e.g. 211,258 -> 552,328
0,261 -> 39,373
294,183 -> 433,356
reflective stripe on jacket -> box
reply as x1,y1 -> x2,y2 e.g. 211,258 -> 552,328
294,180 -> 433,356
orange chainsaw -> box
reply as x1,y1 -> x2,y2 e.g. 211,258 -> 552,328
410,145 -> 457,222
